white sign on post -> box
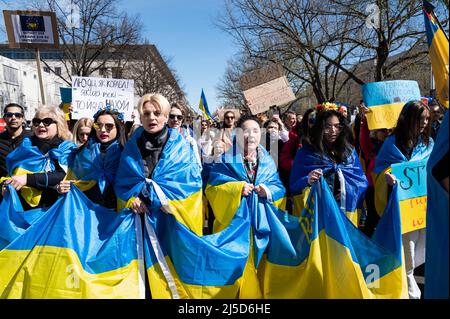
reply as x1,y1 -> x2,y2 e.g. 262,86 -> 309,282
71,76 -> 135,122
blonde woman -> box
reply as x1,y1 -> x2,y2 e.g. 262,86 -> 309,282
72,117 -> 94,147
2,106 -> 77,209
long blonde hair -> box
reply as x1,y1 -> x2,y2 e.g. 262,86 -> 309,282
72,117 -> 94,146
33,106 -> 72,141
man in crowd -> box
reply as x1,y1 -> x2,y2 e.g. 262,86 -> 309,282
0,103 -> 29,201
283,111 -> 297,131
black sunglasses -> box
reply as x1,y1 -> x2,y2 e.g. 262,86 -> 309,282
169,114 -> 184,120
32,117 -> 56,127
4,112 -> 23,119
225,116 -> 235,120
93,122 -> 115,131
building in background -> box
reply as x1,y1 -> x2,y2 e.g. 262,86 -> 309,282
0,43 -> 194,120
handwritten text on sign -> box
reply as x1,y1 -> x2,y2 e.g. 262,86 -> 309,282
391,159 -> 428,234
242,76 -> 296,115
362,80 -> 421,130
72,76 -> 135,122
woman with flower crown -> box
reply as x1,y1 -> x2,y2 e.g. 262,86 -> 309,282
290,103 -> 368,226
58,108 -> 126,209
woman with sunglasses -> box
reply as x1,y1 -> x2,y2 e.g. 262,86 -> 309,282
60,109 -> 126,209
2,106 -> 76,210
373,100 -> 434,299
290,105 -> 368,226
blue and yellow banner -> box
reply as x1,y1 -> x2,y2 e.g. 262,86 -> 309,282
425,110 -> 449,299
1,137 -> 77,207
0,186 -> 143,298
362,80 -> 422,130
66,139 -> 122,193
423,0 -> 449,108
290,144 -> 368,226
115,127 -> 204,235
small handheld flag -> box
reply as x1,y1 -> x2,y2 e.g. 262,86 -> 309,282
199,89 -> 218,123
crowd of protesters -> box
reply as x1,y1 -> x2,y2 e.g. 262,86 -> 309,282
0,93 -> 447,299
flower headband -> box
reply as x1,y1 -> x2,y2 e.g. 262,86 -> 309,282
93,101 -> 125,122
315,102 -> 347,114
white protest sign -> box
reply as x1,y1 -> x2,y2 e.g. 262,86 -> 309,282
240,64 -> 296,115
71,76 -> 135,121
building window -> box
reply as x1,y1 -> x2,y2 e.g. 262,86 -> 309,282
43,66 -> 50,73
99,67 -> 108,77
3,65 -> 19,85
55,67 -> 62,76
111,67 -> 122,79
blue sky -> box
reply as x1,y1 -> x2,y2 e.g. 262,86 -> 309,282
116,0 -> 236,114
0,0 -> 237,115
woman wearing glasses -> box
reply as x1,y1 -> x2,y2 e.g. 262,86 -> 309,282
2,106 -> 76,210
59,109 -> 126,209
290,104 -> 368,226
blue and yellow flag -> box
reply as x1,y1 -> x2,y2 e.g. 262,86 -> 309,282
425,110 -> 449,299
1,137 -> 77,207
66,139 -> 122,194
115,127 -> 204,235
290,144 -> 368,226
0,186 -> 143,298
199,89 -> 217,123
259,177 -> 408,298
423,0 -> 449,108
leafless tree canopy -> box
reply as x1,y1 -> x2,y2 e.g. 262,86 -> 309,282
217,0 -> 448,108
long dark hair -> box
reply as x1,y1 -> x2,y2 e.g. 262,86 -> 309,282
90,109 -> 126,147
308,110 -> 353,163
392,100 -> 431,148
298,108 -> 315,142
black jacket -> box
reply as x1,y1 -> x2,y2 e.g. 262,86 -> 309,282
0,129 -> 30,178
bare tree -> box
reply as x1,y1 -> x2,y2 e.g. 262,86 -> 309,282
123,43 -> 187,106
34,0 -> 143,85
218,0 -> 367,104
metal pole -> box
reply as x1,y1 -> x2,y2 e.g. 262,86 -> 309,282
35,48 -> 46,105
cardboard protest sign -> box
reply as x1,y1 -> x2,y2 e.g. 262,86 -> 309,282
362,80 -> 421,130
3,10 -> 59,49
240,64 -> 296,115
391,159 -> 428,234
71,76 -> 135,121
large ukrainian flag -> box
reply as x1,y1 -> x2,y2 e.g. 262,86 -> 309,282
0,137 -> 77,207
259,177 -> 407,299
115,127 -> 204,235
65,139 -> 122,193
423,0 -> 449,108
425,110 -> 449,299
290,144 -> 368,226
0,186 -> 143,298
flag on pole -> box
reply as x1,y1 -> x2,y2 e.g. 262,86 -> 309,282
423,0 -> 449,108
199,89 -> 217,122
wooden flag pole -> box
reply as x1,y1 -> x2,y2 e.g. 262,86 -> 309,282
35,48 -> 46,105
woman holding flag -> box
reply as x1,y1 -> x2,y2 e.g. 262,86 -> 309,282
373,100 -> 434,299
290,103 -> 368,225
1,106 -> 77,210
58,109 -> 126,209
